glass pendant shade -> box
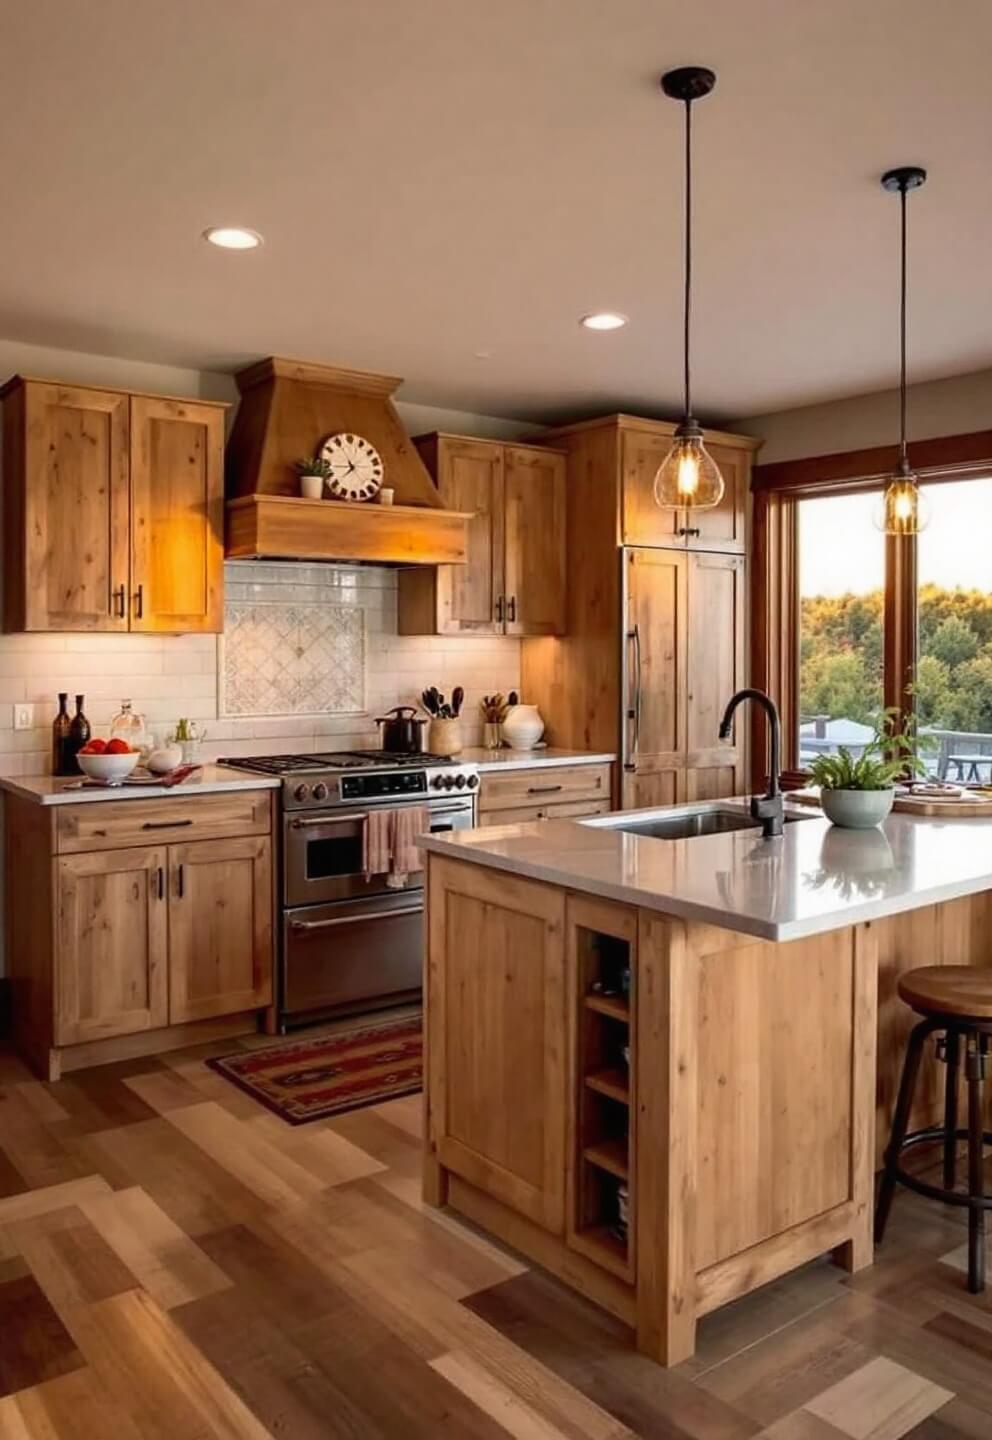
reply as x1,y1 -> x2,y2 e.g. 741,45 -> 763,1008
873,470 -> 930,536
653,426 -> 725,509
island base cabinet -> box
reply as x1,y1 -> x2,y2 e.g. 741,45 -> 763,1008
425,857 -> 567,1234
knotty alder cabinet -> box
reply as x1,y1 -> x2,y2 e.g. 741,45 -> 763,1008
398,434 -> 567,636
0,377 -> 226,633
7,790 -> 274,1079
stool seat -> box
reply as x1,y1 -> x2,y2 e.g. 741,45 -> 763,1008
897,965 -> 992,1021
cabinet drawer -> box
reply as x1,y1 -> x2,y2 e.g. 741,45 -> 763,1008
56,791 -> 272,854
478,764 -> 611,814
478,799 -> 610,826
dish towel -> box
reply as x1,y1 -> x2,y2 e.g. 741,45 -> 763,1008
363,806 -> 430,888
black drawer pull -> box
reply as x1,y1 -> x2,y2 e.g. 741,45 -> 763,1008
527,784 -> 564,795
141,818 -> 194,830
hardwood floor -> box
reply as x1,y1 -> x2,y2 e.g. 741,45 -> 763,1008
1,1030 -> 991,1438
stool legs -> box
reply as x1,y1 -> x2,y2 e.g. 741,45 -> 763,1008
876,1016 -> 934,1243
943,1027 -> 961,1191
966,1037 -> 987,1294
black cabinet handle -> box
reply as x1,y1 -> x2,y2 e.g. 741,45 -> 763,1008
176,863 -> 185,899
112,584 -> 126,618
156,866 -> 164,900
141,818 -> 193,830
507,595 -> 517,623
134,584 -> 144,619
527,784 -> 563,795
495,595 -> 504,623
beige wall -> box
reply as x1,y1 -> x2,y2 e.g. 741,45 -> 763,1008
735,367 -> 992,466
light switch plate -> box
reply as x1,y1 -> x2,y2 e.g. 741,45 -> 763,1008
13,703 -> 35,731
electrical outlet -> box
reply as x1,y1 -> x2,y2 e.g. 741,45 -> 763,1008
12,703 -> 35,732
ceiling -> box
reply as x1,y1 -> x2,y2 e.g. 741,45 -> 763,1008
2,0 -> 990,425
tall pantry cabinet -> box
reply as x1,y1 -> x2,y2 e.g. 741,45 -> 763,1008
519,415 -> 760,809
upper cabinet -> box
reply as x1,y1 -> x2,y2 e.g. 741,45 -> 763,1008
398,434 -> 566,637
1,377 -> 226,634
621,426 -> 750,554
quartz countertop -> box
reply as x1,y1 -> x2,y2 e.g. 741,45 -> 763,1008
419,799 -> 992,941
0,764 -> 280,806
461,747 -> 615,773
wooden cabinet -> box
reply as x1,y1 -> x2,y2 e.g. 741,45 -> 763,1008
1,377 -> 227,634
168,835 -> 272,1022
425,857 -> 567,1233
6,790 -> 274,1078
398,434 -> 566,637
478,762 -> 612,825
519,414 -> 759,804
55,847 -> 168,1045
622,549 -> 745,808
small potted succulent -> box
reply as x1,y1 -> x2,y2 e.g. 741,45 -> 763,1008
295,455 -> 332,500
808,708 -> 927,829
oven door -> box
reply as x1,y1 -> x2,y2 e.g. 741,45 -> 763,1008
282,889 -> 423,1023
283,799 -> 474,907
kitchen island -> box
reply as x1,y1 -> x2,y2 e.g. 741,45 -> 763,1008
419,801 -> 992,1365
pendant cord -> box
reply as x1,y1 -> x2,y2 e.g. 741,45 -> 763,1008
683,98 -> 693,421
899,180 -> 908,472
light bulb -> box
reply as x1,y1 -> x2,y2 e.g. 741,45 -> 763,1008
653,431 -> 724,510
873,473 -> 930,535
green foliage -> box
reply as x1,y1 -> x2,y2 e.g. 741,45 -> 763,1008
801,586 -> 992,735
807,709 -> 927,792
295,455 -> 332,478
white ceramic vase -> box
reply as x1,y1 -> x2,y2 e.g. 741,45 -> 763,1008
820,786 -> 894,830
501,703 -> 544,751
300,474 -> 324,500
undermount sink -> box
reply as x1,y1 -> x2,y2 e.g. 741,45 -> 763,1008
584,803 -> 810,842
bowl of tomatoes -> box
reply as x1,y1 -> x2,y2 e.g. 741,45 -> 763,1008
76,737 -> 141,784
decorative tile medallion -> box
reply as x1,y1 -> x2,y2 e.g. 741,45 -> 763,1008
220,602 -> 366,717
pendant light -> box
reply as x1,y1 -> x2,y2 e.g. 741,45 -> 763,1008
874,166 -> 929,535
653,66 -> 724,511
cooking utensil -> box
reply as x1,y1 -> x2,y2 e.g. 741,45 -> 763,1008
375,706 -> 427,754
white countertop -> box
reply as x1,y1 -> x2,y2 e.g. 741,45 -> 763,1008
461,747 -> 615,773
0,764 -> 280,806
420,799 -> 992,942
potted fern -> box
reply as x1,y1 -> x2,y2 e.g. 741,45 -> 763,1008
808,709 -> 927,829
295,456 -> 332,500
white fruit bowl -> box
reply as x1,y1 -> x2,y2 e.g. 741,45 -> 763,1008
76,750 -> 141,784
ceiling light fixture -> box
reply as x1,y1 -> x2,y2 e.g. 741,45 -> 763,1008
874,167 -> 929,535
580,312 -> 628,331
202,226 -> 263,251
653,66 -> 724,512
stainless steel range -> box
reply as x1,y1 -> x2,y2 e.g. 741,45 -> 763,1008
218,751 -> 478,1029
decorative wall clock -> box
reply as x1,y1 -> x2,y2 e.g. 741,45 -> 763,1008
317,432 -> 385,501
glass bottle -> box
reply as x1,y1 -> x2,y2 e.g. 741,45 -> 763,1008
52,693 -> 72,776
110,699 -> 146,753
67,695 -> 91,768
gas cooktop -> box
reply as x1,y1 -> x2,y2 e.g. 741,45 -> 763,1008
218,749 -> 480,810
218,750 -> 457,776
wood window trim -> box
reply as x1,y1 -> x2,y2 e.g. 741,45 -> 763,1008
750,428 -> 992,783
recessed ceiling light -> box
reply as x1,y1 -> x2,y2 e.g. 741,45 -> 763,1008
202,226 -> 263,251
580,311 -> 628,331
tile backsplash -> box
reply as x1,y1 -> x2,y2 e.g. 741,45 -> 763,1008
0,561 -> 522,774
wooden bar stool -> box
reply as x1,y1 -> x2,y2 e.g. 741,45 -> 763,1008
875,967 -> 992,1292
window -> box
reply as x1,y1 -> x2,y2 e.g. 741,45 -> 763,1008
797,492 -> 884,766
917,477 -> 992,782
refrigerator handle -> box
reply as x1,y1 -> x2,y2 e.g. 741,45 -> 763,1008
625,623 -> 642,772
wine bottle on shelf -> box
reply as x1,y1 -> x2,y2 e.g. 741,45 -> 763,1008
52,693 -> 72,776
66,694 -> 91,769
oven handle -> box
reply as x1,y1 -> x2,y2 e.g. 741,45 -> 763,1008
288,903 -> 422,932
430,804 -> 474,817
290,812 -> 369,829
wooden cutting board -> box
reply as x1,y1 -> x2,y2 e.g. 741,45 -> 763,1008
789,786 -> 992,819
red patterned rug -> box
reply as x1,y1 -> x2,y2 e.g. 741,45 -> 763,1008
207,1015 -> 422,1125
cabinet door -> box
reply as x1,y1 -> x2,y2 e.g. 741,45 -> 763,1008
685,552 -> 746,800
620,429 -> 682,548
55,847 -> 168,1044
16,383 -> 130,632
622,549 -> 686,809
503,447 -> 566,636
427,857 -> 567,1233
168,835 -> 273,1023
684,443 -> 749,554
130,396 -> 225,633
439,437 -> 504,634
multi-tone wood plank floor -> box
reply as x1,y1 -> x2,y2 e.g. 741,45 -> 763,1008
2,1029 -> 992,1439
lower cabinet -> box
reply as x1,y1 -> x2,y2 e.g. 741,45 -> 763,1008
426,857 -> 567,1233
55,833 -> 272,1044
477,763 -> 612,825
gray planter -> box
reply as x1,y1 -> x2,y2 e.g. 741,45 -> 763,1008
820,786 -> 895,830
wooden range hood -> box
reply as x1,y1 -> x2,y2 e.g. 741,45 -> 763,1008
225,357 -> 471,565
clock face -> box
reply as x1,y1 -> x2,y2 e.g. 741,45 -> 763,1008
318,433 -> 385,502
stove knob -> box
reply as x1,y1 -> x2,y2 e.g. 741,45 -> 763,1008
432,775 -> 445,789
467,774 -> 479,789
443,775 -> 456,789
455,774 -> 467,788
293,783 -> 309,803
312,782 -> 328,802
